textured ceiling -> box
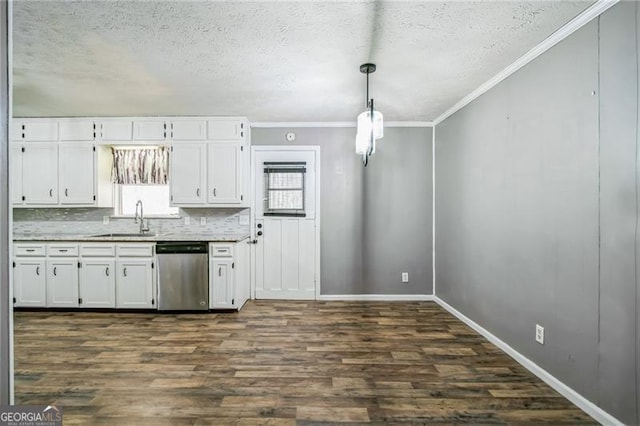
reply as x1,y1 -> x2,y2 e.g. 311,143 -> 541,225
12,1 -> 593,122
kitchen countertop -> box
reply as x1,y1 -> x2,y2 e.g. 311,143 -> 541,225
13,232 -> 251,243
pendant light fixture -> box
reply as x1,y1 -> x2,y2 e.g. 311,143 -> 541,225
355,63 -> 383,167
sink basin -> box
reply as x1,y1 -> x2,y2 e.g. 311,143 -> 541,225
91,233 -> 157,238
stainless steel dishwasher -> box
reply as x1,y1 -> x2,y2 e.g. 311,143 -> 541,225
156,241 -> 209,311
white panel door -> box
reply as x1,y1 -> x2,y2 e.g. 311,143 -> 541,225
22,121 -> 58,141
253,148 -> 319,300
134,120 -> 167,141
13,259 -> 47,307
59,143 -> 95,205
79,259 -> 116,308
46,259 -> 79,308
11,144 -> 23,205
115,259 -> 154,309
100,120 -> 133,141
171,120 -> 206,140
208,143 -> 242,204
22,143 -> 58,205
210,258 -> 234,308
170,143 -> 206,205
59,120 -> 95,141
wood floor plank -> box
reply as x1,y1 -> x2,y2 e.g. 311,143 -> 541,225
13,300 -> 596,424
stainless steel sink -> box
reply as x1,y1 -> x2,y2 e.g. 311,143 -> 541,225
91,233 -> 157,238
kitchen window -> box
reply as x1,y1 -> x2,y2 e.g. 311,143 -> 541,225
263,162 -> 306,217
112,146 -> 178,216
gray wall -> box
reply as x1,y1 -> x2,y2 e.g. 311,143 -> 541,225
435,3 -> 638,424
252,127 -> 432,295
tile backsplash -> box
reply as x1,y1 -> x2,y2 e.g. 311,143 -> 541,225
13,208 -> 250,236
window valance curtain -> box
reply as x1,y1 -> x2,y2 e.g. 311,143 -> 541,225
111,147 -> 169,185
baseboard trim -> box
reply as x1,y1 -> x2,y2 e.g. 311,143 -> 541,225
318,294 -> 435,302
433,296 -> 623,426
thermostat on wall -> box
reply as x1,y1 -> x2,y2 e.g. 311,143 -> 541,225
286,132 -> 296,142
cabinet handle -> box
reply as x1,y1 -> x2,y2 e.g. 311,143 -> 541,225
26,249 -> 35,252
213,188 -> 217,197
65,188 -> 68,197
53,266 -> 57,276
105,267 -> 109,276
36,266 -> 40,275
218,266 -> 222,276
123,267 -> 127,277
59,249 -> 68,253
49,189 -> 53,197
196,188 -> 200,197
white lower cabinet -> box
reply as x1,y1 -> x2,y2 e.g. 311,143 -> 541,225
47,259 -> 79,308
79,258 -> 116,308
116,258 -> 155,309
13,241 -> 157,311
13,258 -> 47,307
209,241 -> 249,310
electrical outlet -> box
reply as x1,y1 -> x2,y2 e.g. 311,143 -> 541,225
535,324 -> 544,345
200,217 -> 206,225
402,272 -> 409,283
184,216 -> 190,225
102,216 -> 109,225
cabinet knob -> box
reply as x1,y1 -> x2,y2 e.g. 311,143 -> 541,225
257,231 -> 263,236
257,223 -> 263,229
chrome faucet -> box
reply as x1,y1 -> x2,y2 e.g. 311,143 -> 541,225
134,200 -> 150,234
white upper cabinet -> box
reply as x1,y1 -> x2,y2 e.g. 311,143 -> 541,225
208,143 -> 242,204
100,120 -> 133,141
22,143 -> 59,205
171,120 -> 206,140
59,120 -> 95,141
170,143 -> 207,205
134,120 -> 167,141
11,144 -> 23,205
207,119 -> 245,141
14,121 -> 58,141
59,143 -> 95,205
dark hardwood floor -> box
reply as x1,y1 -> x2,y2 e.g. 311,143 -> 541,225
14,301 -> 595,425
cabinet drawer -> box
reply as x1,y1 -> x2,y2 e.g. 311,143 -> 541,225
80,243 -> 116,257
48,244 -> 79,257
14,244 -> 46,257
116,243 -> 154,257
210,243 -> 234,257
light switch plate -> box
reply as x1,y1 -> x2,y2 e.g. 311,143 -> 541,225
184,216 -> 190,225
200,217 -> 206,225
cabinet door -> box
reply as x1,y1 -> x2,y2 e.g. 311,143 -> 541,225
59,120 -> 95,141
46,259 -> 79,308
209,258 -> 234,309
79,259 -> 116,308
21,121 -> 58,141
59,143 -> 95,205
100,120 -> 133,141
115,259 -> 154,309
22,143 -> 58,205
207,119 -> 244,141
170,120 -> 206,140
208,143 -> 242,204
134,121 -> 167,141
13,259 -> 47,307
11,144 -> 23,205
170,143 -> 206,205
